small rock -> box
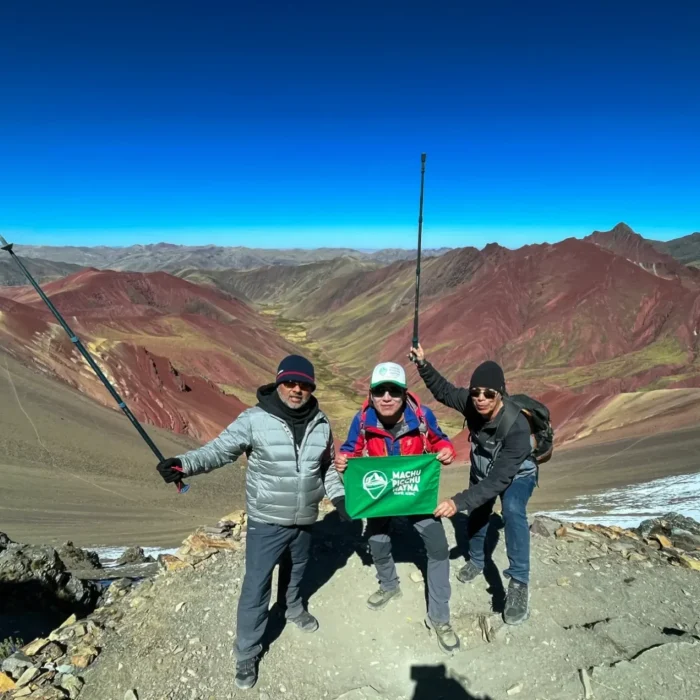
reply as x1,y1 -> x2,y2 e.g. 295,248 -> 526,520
556,577 -> 571,587
21,638 -> 50,656
56,665 -> 75,674
58,614 -> 77,629
627,552 -> 647,562
507,682 -> 523,695
124,691 -> 139,700
653,534 -> 673,548
59,674 -> 85,699
410,570 -> 423,583
678,554 -> 700,571
70,646 -> 99,668
159,554 -> 193,572
1,651 -> 33,677
579,668 -> 593,698
16,666 -> 40,687
175,602 -> 186,612
555,526 -> 568,539
280,684 -> 287,692
528,519 -> 554,537
116,546 -> 154,566
0,672 -> 16,691
28,688 -> 67,699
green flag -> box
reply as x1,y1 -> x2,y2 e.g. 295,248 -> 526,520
344,454 -> 441,519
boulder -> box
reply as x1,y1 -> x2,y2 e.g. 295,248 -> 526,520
56,542 -> 101,571
637,513 -> 700,551
116,547 -> 154,566
0,539 -> 100,636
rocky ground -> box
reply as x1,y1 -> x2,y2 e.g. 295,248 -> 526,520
2,510 -> 700,700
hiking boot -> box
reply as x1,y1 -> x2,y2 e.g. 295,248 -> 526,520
425,617 -> 461,655
287,610 -> 319,633
504,579 -> 530,625
456,560 -> 482,583
367,586 -> 402,611
234,658 -> 257,690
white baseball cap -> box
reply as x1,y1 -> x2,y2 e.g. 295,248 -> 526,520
370,362 -> 407,389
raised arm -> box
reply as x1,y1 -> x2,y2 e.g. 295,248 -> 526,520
417,360 -> 471,416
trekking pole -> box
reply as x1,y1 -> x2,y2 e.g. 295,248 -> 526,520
0,234 -> 189,494
410,153 -> 426,359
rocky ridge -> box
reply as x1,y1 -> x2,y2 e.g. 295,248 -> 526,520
1,508 -> 699,699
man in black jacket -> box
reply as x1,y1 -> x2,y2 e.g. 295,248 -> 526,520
411,345 -> 536,625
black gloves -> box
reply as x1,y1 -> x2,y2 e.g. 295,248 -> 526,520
157,457 -> 184,484
332,497 -> 352,522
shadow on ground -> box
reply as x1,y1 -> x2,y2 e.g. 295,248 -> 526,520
411,663 -> 495,700
449,512 -> 506,613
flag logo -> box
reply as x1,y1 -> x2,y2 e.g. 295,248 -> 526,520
362,470 -> 389,500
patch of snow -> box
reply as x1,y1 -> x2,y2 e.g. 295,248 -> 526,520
90,545 -> 179,568
537,471 -> 700,528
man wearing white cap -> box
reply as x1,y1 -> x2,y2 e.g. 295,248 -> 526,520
333,362 -> 460,654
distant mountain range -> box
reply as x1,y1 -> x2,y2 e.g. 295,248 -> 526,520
0,257 -> 82,286
3,221 -> 700,447
9,242 -> 451,272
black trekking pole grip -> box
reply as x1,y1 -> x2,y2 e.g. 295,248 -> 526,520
0,234 -> 189,494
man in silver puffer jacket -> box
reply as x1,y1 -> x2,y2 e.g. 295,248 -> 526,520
156,355 -> 345,691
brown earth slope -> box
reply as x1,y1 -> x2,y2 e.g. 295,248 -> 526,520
0,349 -> 245,548
0,268 -> 306,442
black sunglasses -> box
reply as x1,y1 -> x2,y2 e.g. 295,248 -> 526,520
371,384 -> 405,398
282,380 -> 313,391
469,388 -> 498,399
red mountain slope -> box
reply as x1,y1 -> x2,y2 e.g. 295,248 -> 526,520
585,222 -> 700,286
292,236 -> 700,441
0,269 -> 300,441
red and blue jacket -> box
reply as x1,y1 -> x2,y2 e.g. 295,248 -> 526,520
340,391 -> 456,458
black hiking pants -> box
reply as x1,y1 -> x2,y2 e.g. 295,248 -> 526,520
367,515 -> 451,623
234,518 -> 311,661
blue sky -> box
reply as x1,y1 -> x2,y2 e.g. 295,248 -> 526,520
1,0 -> 699,250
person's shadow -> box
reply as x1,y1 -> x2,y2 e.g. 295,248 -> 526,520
411,664 -> 494,700
449,512 -> 506,613
262,511 -> 368,653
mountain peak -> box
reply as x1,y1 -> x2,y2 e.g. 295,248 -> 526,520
610,222 -> 637,237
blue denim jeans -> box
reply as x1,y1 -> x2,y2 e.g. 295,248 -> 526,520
466,473 -> 537,585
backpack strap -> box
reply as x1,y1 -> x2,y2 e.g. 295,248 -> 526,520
493,399 -> 522,447
405,391 -> 429,453
358,399 -> 371,456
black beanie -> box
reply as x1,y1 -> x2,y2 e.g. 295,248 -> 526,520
275,355 -> 316,390
469,361 -> 506,394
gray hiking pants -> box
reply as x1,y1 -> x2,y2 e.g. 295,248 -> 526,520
234,518 -> 311,661
367,515 -> 451,624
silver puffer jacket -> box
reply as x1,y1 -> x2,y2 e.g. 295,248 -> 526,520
177,395 -> 343,526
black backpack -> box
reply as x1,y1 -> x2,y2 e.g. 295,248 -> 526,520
495,394 -> 554,464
